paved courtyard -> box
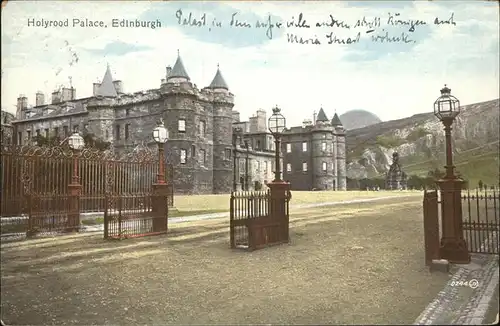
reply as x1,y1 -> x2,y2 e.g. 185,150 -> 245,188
1,197 -> 450,325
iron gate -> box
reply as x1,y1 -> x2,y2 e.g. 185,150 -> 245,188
423,187 -> 499,256
229,189 -> 290,251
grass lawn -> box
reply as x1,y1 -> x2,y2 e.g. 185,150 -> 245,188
173,190 -> 422,211
1,196 -> 449,325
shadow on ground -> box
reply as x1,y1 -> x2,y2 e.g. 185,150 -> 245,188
1,197 -> 450,325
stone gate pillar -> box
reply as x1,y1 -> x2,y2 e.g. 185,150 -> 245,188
267,180 -> 291,242
152,183 -> 169,233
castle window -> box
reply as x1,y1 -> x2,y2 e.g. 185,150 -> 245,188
321,142 -> 326,151
286,143 -> 291,153
200,149 -> 206,165
45,129 -> 49,137
286,163 -> 292,172
322,162 -> 327,172
126,108 -> 130,116
264,161 -> 268,173
302,162 -> 308,172
180,149 -> 187,164
36,129 -> 40,137
225,148 -> 232,160
199,121 -> 206,137
302,142 -> 307,152
191,145 -> 196,157
256,161 -> 260,172
73,125 -> 79,133
178,119 -> 186,132
54,127 -> 59,137
26,130 -> 31,141
63,126 -> 69,137
115,125 -> 121,140
18,132 -> 22,145
256,140 -> 261,150
125,124 -> 130,140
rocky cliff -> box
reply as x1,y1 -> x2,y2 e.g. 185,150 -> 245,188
345,99 -> 500,186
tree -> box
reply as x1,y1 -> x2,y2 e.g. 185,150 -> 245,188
83,133 -> 111,150
33,134 -> 61,146
478,180 -> 483,190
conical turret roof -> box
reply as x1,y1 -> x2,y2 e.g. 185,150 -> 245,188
168,51 -> 190,81
96,64 -> 117,97
331,112 -> 343,126
208,65 -> 229,90
316,107 -> 329,122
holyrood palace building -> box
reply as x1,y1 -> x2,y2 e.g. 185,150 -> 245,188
1,52 -> 347,194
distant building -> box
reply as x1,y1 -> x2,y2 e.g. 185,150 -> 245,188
1,110 -> 15,146
9,52 -> 347,194
281,109 -> 347,191
386,152 -> 407,190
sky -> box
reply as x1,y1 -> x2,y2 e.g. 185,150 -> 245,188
2,0 -> 499,127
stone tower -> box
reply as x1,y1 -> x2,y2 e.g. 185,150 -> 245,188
161,51 -> 207,193
311,108 -> 335,190
205,65 -> 234,193
332,112 -> 347,190
87,64 -> 119,143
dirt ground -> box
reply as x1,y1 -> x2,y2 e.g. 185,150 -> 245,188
1,196 -> 450,325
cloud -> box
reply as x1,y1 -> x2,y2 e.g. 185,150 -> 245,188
140,2 -> 284,48
346,0 -> 416,9
1,1 -> 498,128
84,40 -> 152,56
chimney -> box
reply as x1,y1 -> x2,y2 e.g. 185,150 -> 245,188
93,83 -> 101,96
61,87 -> 75,102
113,80 -> 123,94
52,91 -> 61,104
231,110 -> 240,123
16,94 -> 28,119
166,66 -> 172,78
313,111 -> 317,124
35,91 -> 45,106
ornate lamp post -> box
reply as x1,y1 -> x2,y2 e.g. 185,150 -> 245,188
152,119 -> 169,184
267,105 -> 291,243
433,84 -> 470,264
244,139 -> 250,191
268,105 -> 286,182
68,132 -> 85,184
151,119 -> 170,233
67,132 -> 84,232
232,128 -> 242,192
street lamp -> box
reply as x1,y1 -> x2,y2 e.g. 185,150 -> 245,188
67,132 -> 84,233
152,119 -> 169,184
244,139 -> 249,191
232,128 -> 242,191
434,84 -> 460,179
268,105 -> 286,182
433,84 -> 469,264
68,132 -> 84,184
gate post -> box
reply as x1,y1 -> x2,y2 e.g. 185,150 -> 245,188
437,178 -> 470,264
423,190 -> 440,266
68,183 -> 82,232
152,183 -> 168,233
267,180 -> 291,243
